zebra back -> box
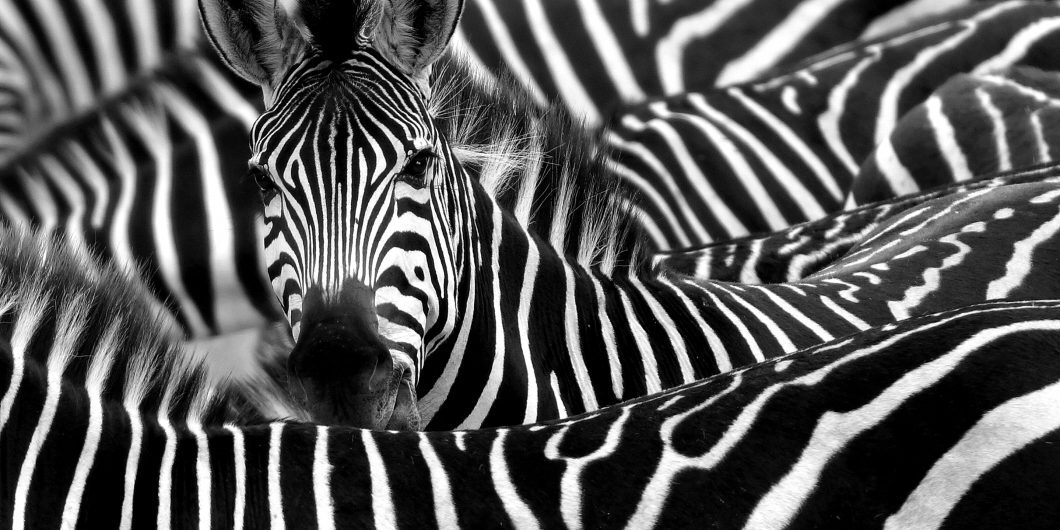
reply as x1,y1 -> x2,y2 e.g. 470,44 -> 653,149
655,161 -> 1060,281
6,291 -> 1060,527
0,52 -> 279,338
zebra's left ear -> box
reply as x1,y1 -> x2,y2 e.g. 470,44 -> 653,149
374,0 -> 465,87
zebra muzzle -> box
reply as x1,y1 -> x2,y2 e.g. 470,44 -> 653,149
287,316 -> 419,428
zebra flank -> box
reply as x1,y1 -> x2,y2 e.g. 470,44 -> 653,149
609,0 -> 1060,248
655,161 -> 1060,282
5,249 -> 1060,527
850,65 -> 1060,206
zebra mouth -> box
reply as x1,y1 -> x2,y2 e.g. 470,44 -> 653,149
285,321 -> 422,429
290,354 -> 420,430
384,363 -> 420,430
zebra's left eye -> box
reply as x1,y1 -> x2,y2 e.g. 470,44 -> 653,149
399,150 -> 436,187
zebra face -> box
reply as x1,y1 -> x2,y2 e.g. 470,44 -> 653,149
247,51 -> 464,429
200,0 -> 466,428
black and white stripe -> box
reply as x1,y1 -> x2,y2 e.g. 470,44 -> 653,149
608,0 -> 1060,248
452,0 -> 933,127
0,0 -> 204,161
7,251 -> 1060,527
0,53 -> 279,338
655,161 -> 1060,282
850,65 -> 1060,206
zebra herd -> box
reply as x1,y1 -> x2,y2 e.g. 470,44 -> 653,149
6,0 -> 1060,527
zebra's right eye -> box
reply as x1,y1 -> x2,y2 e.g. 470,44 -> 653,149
247,163 -> 278,202
398,150 -> 436,188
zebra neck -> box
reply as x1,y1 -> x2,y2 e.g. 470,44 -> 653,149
418,197 -> 751,428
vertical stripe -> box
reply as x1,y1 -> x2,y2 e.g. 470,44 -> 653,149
517,242 -> 540,424
420,434 -> 459,528
456,205 -> 506,428
925,95 -> 972,181
224,425 -> 247,530
61,344 -> 118,528
489,430 -> 541,529
313,426 -> 335,530
157,414 -> 176,530
190,421 -> 212,530
562,261 -> 599,411
268,424 -> 285,530
361,431 -> 397,529
119,406 -> 143,530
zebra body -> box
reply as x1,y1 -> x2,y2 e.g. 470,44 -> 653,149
609,0 -> 1060,248
4,236 -> 1060,527
655,161 -> 1060,282
202,0 -> 1060,431
850,65 -> 1060,206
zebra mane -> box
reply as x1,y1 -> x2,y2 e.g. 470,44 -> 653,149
429,53 -> 647,274
0,227 -> 254,425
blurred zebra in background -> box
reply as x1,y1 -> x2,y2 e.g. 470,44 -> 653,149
452,0 -> 931,126
850,65 -> 1060,205
610,0 -> 1060,248
655,161 -> 1060,281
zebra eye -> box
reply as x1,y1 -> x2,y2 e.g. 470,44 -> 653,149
399,150 -> 435,187
247,163 -> 278,201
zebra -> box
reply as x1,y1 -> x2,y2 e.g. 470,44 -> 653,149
201,0 -> 1060,432
655,160 -> 1060,282
0,225 -> 297,530
452,0 -> 934,127
0,0 -> 948,155
0,51 -> 282,345
849,65 -> 1060,206
0,0 -> 205,162
6,234 -> 1060,528
0,0 -> 943,341
607,0 -> 1060,248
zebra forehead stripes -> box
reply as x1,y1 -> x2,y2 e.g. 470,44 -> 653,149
252,51 -> 444,314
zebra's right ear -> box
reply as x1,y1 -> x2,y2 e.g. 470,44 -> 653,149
198,0 -> 303,88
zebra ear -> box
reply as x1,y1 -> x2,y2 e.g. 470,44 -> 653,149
374,0 -> 464,80
198,0 -> 304,88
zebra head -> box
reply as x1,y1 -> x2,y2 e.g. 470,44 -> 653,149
200,0 -> 465,429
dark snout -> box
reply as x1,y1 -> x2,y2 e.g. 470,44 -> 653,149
288,281 -> 419,429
